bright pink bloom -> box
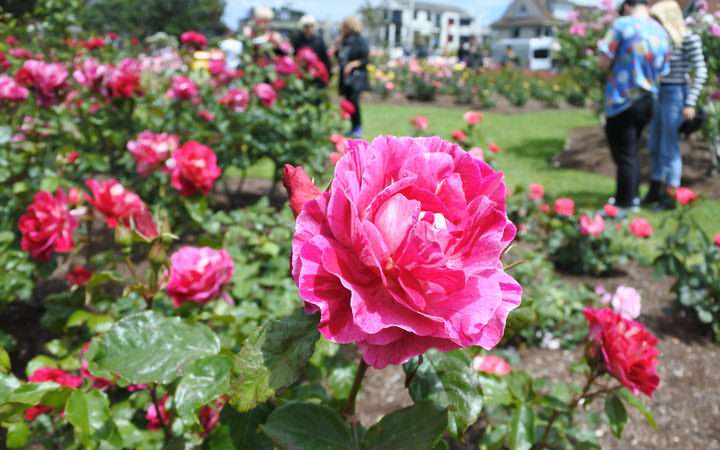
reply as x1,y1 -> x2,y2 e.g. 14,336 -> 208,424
104,58 -> 142,98
340,98 -> 356,119
675,187 -> 698,205
463,111 -> 483,125
66,265 -> 92,286
16,60 -> 68,106
166,75 -> 198,100
85,178 -> 147,228
29,367 -> 82,388
5,35 -> 18,46
410,115 -> 429,130
714,233 -> 720,248
168,141 -> 222,196
569,22 -> 588,36
146,395 -> 171,430
290,136 -> 521,368
283,165 -> 323,217
0,74 -> 29,101
166,246 -> 235,307
73,58 -> 109,91
25,405 -> 54,421
127,131 -> 179,176
274,55 -> 297,75
580,214 -> 605,237
197,109 -> 214,122
66,150 -> 79,164
488,143 -> 501,154
554,198 -> 574,216
253,82 -> 277,107
180,31 -> 207,49
710,23 -> 720,38
9,47 -> 32,60
219,87 -> 249,112
385,81 -> 395,91
629,218 -> 652,238
472,354 -> 511,375
451,129 -> 467,142
18,190 -> 78,262
603,203 -> 619,218
297,47 -> 329,83
584,307 -> 659,397
528,183 -> 544,201
610,286 -> 641,320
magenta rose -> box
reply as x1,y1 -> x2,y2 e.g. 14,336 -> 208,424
127,131 -> 179,176
219,87 -> 249,112
85,178 -> 147,228
274,55 -> 297,76
166,75 -> 198,101
16,60 -> 68,106
73,58 -> 109,91
104,58 -> 142,98
168,141 -> 222,196
166,246 -> 235,307
253,83 -> 277,107
0,74 -> 29,102
288,136 -> 522,368
18,189 -> 78,261
180,31 -> 208,49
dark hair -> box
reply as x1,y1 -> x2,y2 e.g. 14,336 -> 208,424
618,0 -> 648,14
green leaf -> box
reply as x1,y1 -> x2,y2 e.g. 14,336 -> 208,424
509,404 -> 535,450
403,350 -> 483,438
618,388 -> 656,429
8,382 -> 65,406
363,400 -> 448,450
208,404 -> 274,450
183,197 -> 208,224
175,355 -> 232,419
262,309 -> 319,390
0,374 -> 21,403
65,389 -> 110,439
0,347 -> 9,374
261,402 -> 352,450
5,421 -> 29,449
604,393 -> 628,439
228,331 -> 274,412
88,311 -> 220,384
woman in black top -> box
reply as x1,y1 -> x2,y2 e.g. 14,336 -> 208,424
336,16 -> 369,138
293,15 -> 332,88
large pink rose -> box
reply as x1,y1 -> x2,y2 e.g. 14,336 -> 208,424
18,189 -> 78,261
289,136 -> 522,368
274,56 -> 297,76
73,58 -> 109,91
166,246 -> 235,307
253,83 -> 277,107
127,130 -> 179,176
85,178 -> 147,228
104,58 -> 142,98
0,74 -> 29,102
554,198 -> 574,216
16,60 -> 68,106
579,214 -> 605,237
168,141 -> 222,196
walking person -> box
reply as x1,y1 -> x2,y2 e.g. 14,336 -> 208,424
644,0 -> 708,210
336,16 -> 369,138
598,0 -> 671,214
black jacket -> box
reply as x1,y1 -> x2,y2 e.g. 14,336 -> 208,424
292,32 -> 332,77
337,32 -> 369,95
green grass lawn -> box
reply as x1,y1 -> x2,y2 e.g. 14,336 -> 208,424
363,103 -> 720,242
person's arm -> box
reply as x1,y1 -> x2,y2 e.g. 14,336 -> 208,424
597,23 -> 620,73
343,36 -> 369,75
684,33 -> 708,119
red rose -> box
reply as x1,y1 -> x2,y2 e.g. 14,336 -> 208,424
25,405 -> 54,421
169,141 -> 222,196
714,233 -> 720,249
66,265 -> 92,286
488,142 -> 501,154
180,31 -> 207,49
410,115 -> 429,130
583,307 -> 660,397
340,99 -> 356,119
603,203 -> 619,218
675,187 -> 698,206
197,109 -> 215,122
282,164 -> 322,217
554,198 -> 574,216
67,150 -> 79,164
451,129 -> 467,142
628,218 -> 652,238
218,87 -> 249,112
85,178 -> 147,228
104,58 -> 142,98
18,190 -> 78,262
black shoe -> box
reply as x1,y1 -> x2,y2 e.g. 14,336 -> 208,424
642,181 -> 663,205
653,194 -> 676,211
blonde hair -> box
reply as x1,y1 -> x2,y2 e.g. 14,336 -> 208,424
254,6 -> 274,21
650,1 -> 687,48
342,16 -> 363,34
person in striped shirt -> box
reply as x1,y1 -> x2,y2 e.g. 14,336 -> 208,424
644,0 -> 708,210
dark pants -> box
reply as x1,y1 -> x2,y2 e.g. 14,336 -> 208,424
344,90 -> 362,130
604,95 -> 654,207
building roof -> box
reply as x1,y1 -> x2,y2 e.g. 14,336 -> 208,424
491,0 -> 571,29
414,1 -> 472,18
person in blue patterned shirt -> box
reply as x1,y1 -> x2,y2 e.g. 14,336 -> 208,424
597,0 -> 671,213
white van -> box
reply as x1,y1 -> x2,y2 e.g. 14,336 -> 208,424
491,37 -> 557,71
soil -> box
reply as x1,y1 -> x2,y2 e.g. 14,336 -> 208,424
364,92 -> 584,115
555,126 -> 720,200
357,260 -> 720,449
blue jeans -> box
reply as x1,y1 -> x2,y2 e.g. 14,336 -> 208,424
648,84 -> 686,188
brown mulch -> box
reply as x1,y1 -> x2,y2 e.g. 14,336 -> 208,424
554,126 -> 720,199
357,260 -> 720,449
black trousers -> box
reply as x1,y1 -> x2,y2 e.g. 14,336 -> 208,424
604,95 -> 654,207
344,90 -> 362,130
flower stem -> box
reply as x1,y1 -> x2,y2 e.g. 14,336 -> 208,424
150,386 -> 171,443
343,359 -> 368,419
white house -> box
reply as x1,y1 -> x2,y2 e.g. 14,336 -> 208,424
379,0 -> 486,52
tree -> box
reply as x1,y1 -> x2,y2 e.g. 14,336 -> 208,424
357,0 -> 387,47
79,0 -> 227,38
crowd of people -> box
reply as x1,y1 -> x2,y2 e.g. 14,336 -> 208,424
598,0 -> 707,214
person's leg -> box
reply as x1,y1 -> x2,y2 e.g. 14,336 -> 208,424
643,95 -> 664,204
604,107 -> 636,207
662,85 -> 685,188
349,90 -> 362,137
630,95 -> 654,206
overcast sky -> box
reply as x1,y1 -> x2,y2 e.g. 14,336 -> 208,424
222,0 -> 606,28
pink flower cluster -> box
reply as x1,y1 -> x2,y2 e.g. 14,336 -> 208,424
596,285 -> 642,320
286,136 -> 521,368
0,74 -> 29,102
15,60 -> 68,106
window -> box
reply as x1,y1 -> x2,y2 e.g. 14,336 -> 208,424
460,18 -> 472,26
513,28 -> 521,38
448,18 -> 455,25
536,26 -> 542,37
448,34 -> 454,43
391,10 -> 402,23
533,49 -> 550,59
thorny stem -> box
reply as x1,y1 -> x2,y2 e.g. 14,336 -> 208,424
533,368 -> 601,450
343,359 -> 368,420
150,386 -> 171,443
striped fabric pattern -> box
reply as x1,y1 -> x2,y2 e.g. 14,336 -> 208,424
661,32 -> 708,107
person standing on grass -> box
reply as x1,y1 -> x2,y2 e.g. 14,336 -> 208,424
598,0 -> 671,215
644,0 -> 707,210
336,16 -> 369,138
